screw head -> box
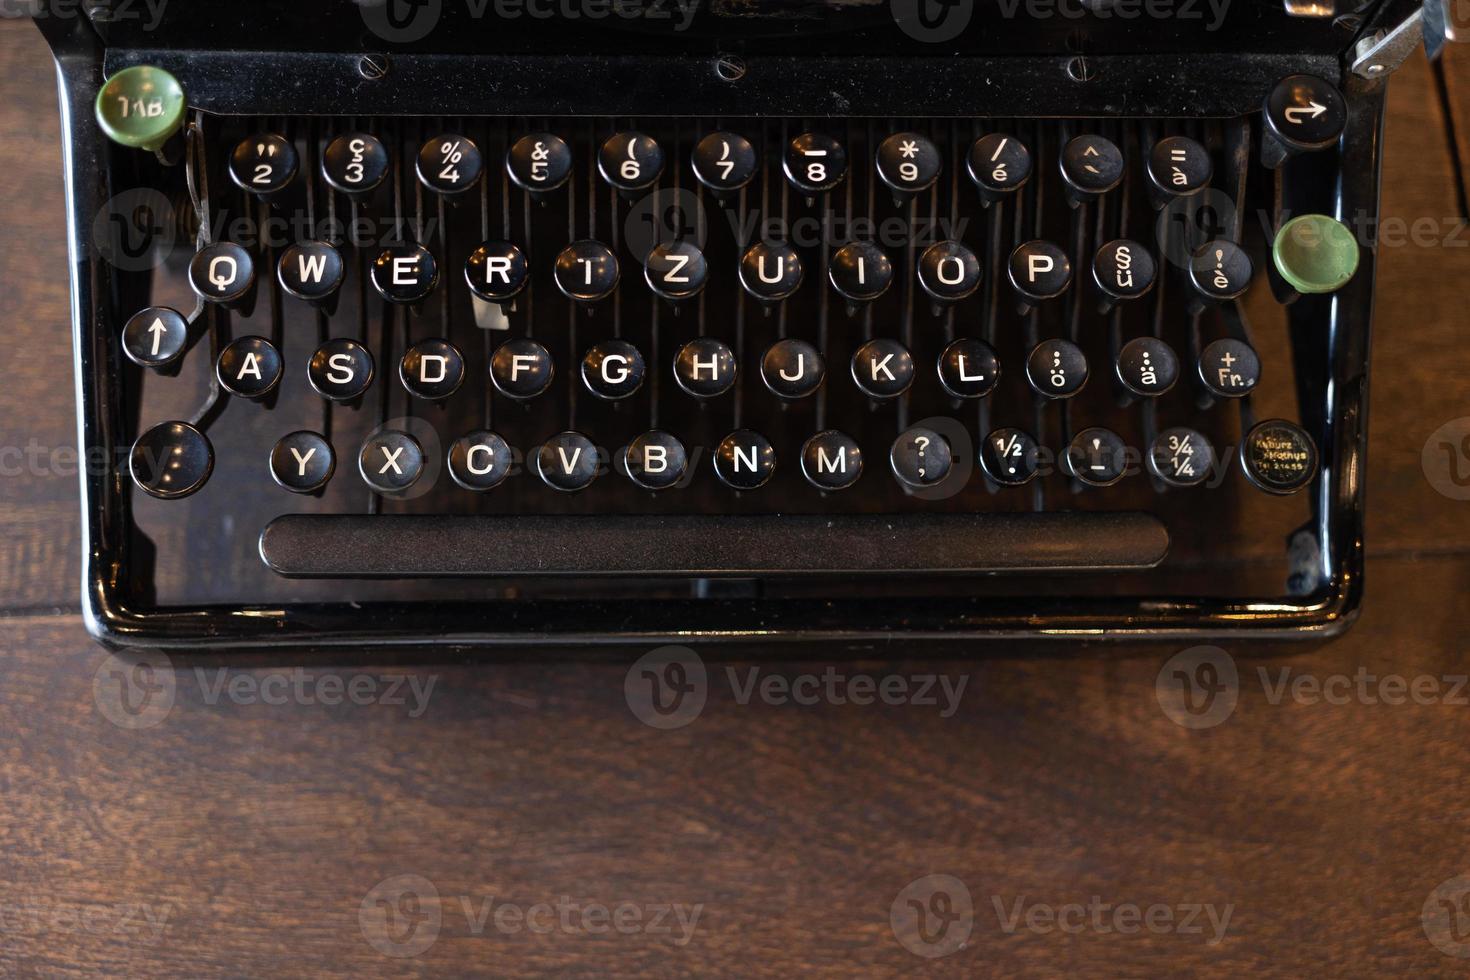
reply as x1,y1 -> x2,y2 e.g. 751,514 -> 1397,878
715,55 -> 747,82
358,54 -> 390,80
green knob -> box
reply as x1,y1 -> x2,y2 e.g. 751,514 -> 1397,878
1272,213 -> 1360,295
95,65 -> 185,152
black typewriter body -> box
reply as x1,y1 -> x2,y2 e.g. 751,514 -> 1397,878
36,0 -> 1412,648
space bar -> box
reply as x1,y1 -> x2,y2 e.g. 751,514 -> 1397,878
259,513 -> 1168,577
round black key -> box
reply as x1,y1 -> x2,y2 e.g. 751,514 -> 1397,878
918,241 -> 981,304
490,338 -> 554,400
1264,74 -> 1347,153
1115,336 -> 1179,397
801,431 -> 863,491
692,132 -> 758,193
507,133 -> 573,192
537,432 -> 600,492
278,241 -> 345,304
1240,419 -> 1319,495
464,241 -> 529,303
761,339 -> 825,399
130,421 -> 213,500
309,338 -> 374,401
1060,135 -> 1125,199
598,132 -> 664,192
448,431 -> 513,492
359,430 -> 425,494
876,132 -> 942,195
400,338 -> 465,400
1026,339 -> 1089,399
371,243 -> 438,304
189,242 -> 254,305
121,306 -> 188,368
938,338 -> 1000,399
554,241 -> 619,302
968,133 -> 1032,197
1198,338 -> 1260,398
829,242 -> 893,303
1092,239 -> 1156,305
851,339 -> 915,399
229,133 -> 298,196
217,336 -> 282,399
416,134 -> 482,195
1148,427 -> 1215,488
270,431 -> 335,494
891,427 -> 953,489
739,242 -> 803,303
582,340 -> 646,400
1008,241 -> 1071,304
783,132 -> 847,194
980,428 -> 1040,487
624,431 -> 688,491
1189,240 -> 1253,303
644,242 -> 708,301
322,132 -> 390,195
1148,136 -> 1212,198
714,430 -> 776,491
1064,427 -> 1130,487
674,338 -> 737,398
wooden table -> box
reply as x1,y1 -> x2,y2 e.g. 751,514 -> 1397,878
2,21 -> 1469,977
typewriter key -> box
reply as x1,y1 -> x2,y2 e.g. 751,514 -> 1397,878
217,336 -> 283,399
130,421 -> 213,500
1115,337 -> 1180,398
1240,419 -> 1318,495
448,431 -> 513,492
270,431 -> 335,494
1197,339 -> 1259,398
625,431 -> 689,491
465,241 -> 529,303
891,427 -> 953,489
674,338 -> 737,399
1188,240 -> 1252,305
761,339 -> 826,400
692,132 -> 758,195
121,306 -> 188,368
94,64 -> 185,152
229,134 -> 298,197
322,132 -> 390,196
598,132 -> 664,193
1092,239 -> 1156,311
739,242 -> 803,304
1148,428 -> 1215,488
980,428 -> 1040,487
399,339 -> 466,400
554,241 -> 619,303
968,133 -> 1032,204
536,432 -> 601,492
371,243 -> 439,304
1026,340 -> 1089,399
1262,74 -> 1346,169
359,430 -> 425,494
876,132 -> 942,199
714,431 -> 776,491
278,241 -> 345,304
851,339 -> 915,400
918,241 -> 982,305
309,339 -> 374,401
1008,241 -> 1071,309
507,133 -> 573,192
800,431 -> 863,491
1146,136 -> 1212,204
582,341 -> 647,401
1064,428 -> 1130,487
829,242 -> 893,305
491,338 -> 555,400
416,134 -> 482,195
938,339 -> 1000,399
783,133 -> 847,196
189,242 -> 255,306
644,242 -> 709,302
1059,135 -> 1124,204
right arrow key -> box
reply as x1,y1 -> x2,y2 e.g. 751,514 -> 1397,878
1262,74 -> 1347,169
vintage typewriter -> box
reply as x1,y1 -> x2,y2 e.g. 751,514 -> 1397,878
34,0 -> 1455,647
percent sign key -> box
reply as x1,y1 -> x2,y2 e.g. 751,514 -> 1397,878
417,134 -> 484,195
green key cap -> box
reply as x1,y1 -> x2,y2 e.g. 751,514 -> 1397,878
94,65 -> 185,152
1272,213 -> 1361,295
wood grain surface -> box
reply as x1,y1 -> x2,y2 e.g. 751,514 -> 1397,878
2,18 -> 1470,978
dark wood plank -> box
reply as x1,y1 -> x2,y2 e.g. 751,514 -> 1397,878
1,554 -> 1469,975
